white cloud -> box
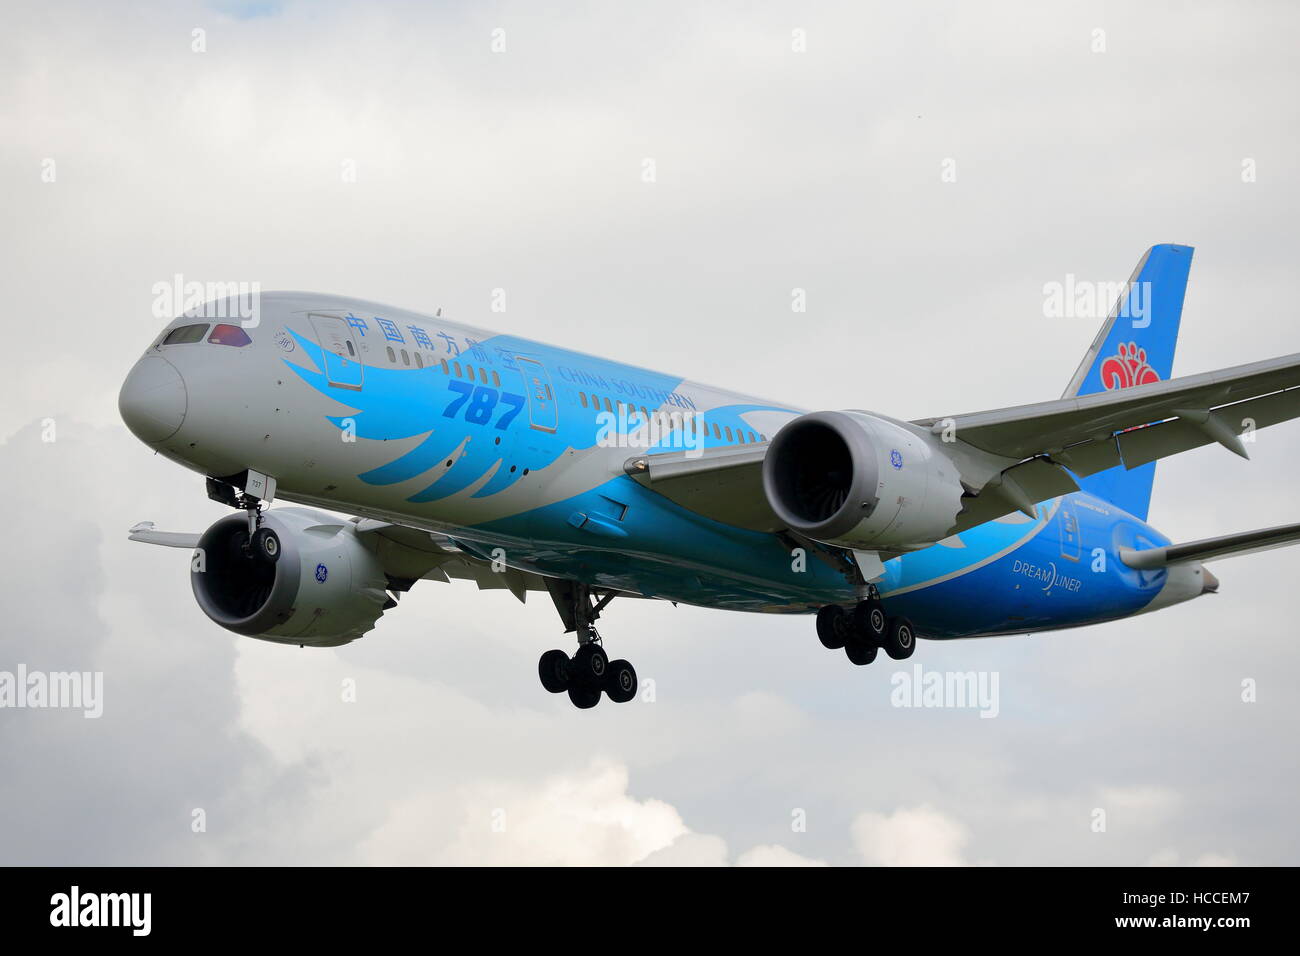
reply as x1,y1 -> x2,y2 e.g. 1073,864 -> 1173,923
368,761 -> 688,866
735,844 -> 827,867
851,806 -> 973,867
639,834 -> 731,867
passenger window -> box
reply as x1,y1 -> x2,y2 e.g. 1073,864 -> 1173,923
603,397 -> 613,413
712,424 -> 721,439
760,434 -> 767,442
346,340 -> 356,356
454,361 -> 462,377
478,367 -> 487,383
387,347 -> 396,362
492,370 -> 501,387
725,426 -> 733,442
415,352 -> 424,369
748,431 -> 756,443
441,359 -> 449,374
401,349 -> 410,365
163,323 -> 209,345
579,393 -> 588,408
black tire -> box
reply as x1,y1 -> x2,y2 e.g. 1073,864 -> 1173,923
567,684 -> 601,709
571,643 -> 609,687
845,637 -> 878,666
251,527 -> 280,564
853,599 -> 887,643
816,606 -> 849,649
605,659 -> 637,703
538,649 -> 570,693
882,617 -> 917,660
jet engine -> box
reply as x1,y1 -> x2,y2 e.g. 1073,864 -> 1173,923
762,410 -> 966,551
191,507 -> 392,647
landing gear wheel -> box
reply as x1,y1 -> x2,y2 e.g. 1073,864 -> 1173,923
882,617 -> 917,660
538,649 -> 570,693
250,527 -> 280,565
816,605 -> 850,649
853,599 -> 888,643
571,642 -> 609,687
605,659 -> 637,703
845,637 -> 878,666
567,684 -> 601,709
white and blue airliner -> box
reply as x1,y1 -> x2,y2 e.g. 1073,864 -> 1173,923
119,245 -> 1300,708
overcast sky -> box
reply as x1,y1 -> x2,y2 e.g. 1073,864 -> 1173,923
2,0 -> 1298,865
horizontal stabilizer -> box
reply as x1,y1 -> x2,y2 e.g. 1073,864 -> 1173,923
1120,521 -> 1300,569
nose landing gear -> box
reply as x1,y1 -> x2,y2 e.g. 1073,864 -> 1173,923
208,470 -> 280,565
539,580 -> 638,708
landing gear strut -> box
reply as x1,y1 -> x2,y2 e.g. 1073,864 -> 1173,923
208,471 -> 280,565
538,580 -> 637,708
816,591 -> 916,666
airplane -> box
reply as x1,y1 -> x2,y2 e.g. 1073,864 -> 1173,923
119,244 -> 1300,708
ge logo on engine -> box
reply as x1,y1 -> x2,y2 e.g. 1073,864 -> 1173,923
890,449 -> 904,469
315,563 -> 328,583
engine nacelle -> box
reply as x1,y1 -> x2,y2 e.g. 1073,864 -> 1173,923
762,410 -> 965,551
191,507 -> 391,647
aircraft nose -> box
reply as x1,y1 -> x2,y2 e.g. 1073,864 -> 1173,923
119,355 -> 187,443
1200,565 -> 1220,594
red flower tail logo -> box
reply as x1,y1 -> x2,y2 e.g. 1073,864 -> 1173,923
1100,341 -> 1160,390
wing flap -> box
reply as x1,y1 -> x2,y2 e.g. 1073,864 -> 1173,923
352,519 -> 554,601
1116,388 -> 1300,470
951,457 -> 1079,532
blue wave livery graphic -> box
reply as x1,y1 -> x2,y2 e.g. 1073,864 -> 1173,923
287,330 -> 789,504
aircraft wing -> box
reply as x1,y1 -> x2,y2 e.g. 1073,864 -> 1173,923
128,516 -> 554,603
1120,521 -> 1300,569
919,351 -> 1300,472
625,352 -> 1300,536
914,351 -> 1300,529
127,522 -> 202,549
623,444 -> 779,532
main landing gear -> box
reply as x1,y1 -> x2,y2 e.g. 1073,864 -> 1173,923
539,580 -> 637,709
816,591 -> 916,666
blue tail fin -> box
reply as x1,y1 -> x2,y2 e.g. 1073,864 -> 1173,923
1063,244 -> 1194,520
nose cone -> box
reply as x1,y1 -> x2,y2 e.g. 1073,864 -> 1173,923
119,355 -> 187,443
